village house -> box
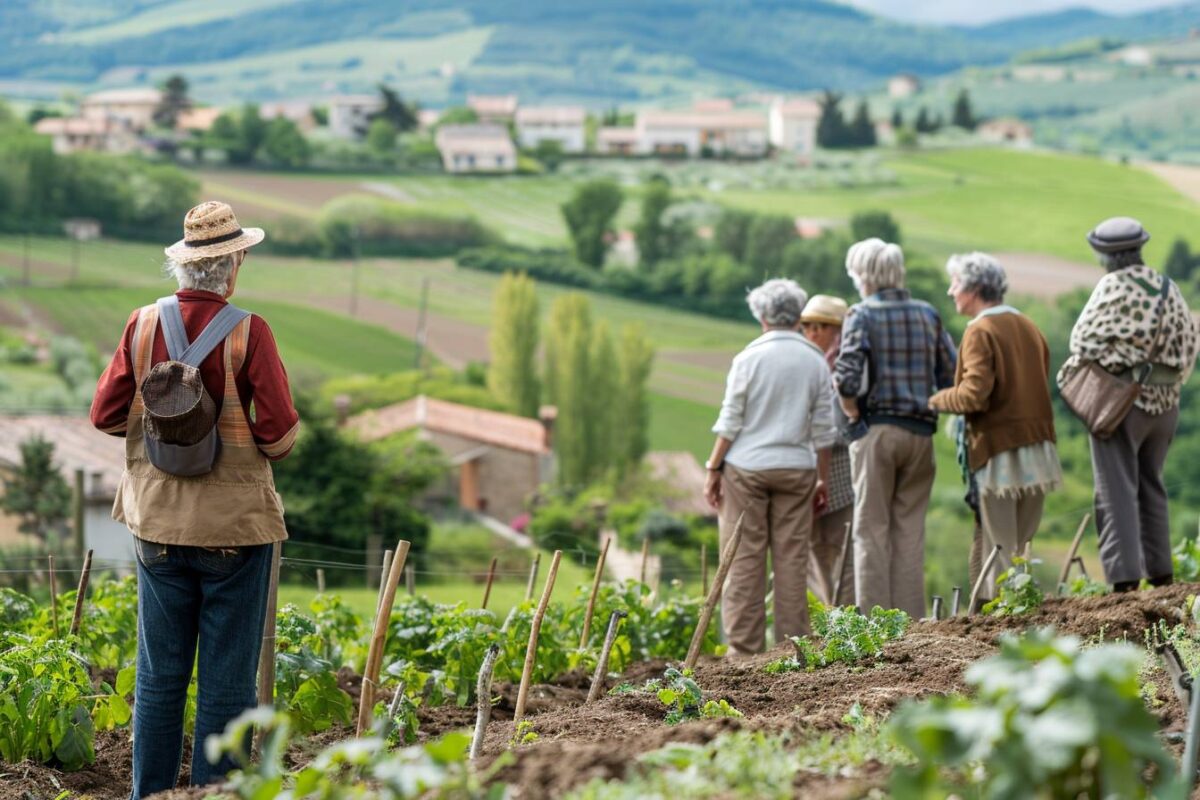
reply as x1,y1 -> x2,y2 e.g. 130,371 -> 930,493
768,96 -> 821,156
175,106 -> 223,135
467,94 -> 519,124
260,100 -> 318,131
514,106 -> 587,153
887,74 -> 921,99
435,124 -> 518,173
596,126 -> 638,155
81,87 -> 163,131
976,118 -> 1034,147
328,94 -> 383,139
0,415 -> 131,567
34,116 -> 142,155
347,396 -> 554,526
634,109 -> 769,157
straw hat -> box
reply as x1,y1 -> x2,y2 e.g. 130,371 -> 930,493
164,201 -> 265,262
801,295 -> 848,327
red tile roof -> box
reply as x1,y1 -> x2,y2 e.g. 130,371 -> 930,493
0,415 -> 124,497
349,396 -> 550,455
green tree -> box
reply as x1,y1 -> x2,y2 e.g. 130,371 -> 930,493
914,107 -> 933,134
587,321 -> 618,476
370,84 -> 418,134
634,178 -> 672,267
951,89 -> 976,130
849,100 -> 876,147
261,117 -> 310,168
154,74 -> 190,129
615,324 -> 655,475
745,214 -> 798,272
366,118 -> 398,156
1,436 -> 72,543
1164,238 -> 1195,282
533,139 -> 565,172
209,105 -> 267,165
487,272 -> 541,417
850,210 -> 902,246
714,209 -> 755,262
549,294 -> 595,486
891,107 -> 903,129
561,179 -> 623,268
437,107 -> 478,126
816,90 -> 852,148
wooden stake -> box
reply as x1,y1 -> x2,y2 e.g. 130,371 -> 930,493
316,568 -> 325,593
69,549 -> 93,636
469,644 -> 501,760
524,552 -> 541,602
587,610 -> 627,703
685,512 -> 745,669
358,540 -> 410,736
405,564 -> 415,596
257,543 -> 282,716
639,537 -> 650,585
48,555 -> 59,638
481,557 -> 498,609
930,595 -> 943,621
831,521 -> 853,606
967,544 -> 1002,616
513,550 -> 562,728
376,549 -> 393,618
579,537 -> 612,648
1073,556 -> 1089,580
950,586 -> 962,617
1058,513 -> 1092,589
700,542 -> 708,597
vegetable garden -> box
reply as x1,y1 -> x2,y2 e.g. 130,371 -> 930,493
5,551 -> 1200,799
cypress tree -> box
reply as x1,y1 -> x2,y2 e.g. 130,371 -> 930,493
951,89 -> 976,130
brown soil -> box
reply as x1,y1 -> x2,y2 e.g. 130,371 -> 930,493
991,251 -> 1100,298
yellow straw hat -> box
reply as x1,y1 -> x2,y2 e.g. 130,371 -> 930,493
801,295 -> 848,326
164,201 -> 265,262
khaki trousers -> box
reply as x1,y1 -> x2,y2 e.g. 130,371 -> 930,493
975,490 -> 1045,602
808,505 -> 855,607
849,424 -> 935,619
719,464 -> 817,655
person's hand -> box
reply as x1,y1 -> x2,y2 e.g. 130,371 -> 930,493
813,480 -> 829,515
704,470 -> 723,511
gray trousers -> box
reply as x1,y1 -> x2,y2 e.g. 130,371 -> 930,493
1090,405 -> 1178,585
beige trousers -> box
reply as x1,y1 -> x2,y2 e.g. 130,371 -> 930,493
719,464 -> 817,655
808,505 -> 855,607
975,491 -> 1045,601
849,424 -> 935,619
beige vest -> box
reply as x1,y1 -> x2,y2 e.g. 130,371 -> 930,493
112,303 -> 288,546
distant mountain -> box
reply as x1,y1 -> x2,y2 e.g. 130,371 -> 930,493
2,0 -> 1198,105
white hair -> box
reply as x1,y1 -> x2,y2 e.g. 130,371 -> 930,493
946,252 -> 1008,303
846,238 -> 905,296
164,254 -> 237,295
747,278 -> 808,328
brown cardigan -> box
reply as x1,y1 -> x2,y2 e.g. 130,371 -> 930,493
928,310 -> 1056,472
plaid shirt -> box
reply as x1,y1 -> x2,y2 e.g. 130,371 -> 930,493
834,288 -> 957,434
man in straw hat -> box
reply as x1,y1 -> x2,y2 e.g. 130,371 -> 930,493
91,201 -> 299,797
800,294 -> 855,606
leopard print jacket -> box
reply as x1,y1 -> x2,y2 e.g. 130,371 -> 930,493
1057,264 -> 1198,415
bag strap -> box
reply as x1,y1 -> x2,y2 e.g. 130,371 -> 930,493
1130,273 -> 1172,384
154,296 -> 251,368
156,296 -> 189,361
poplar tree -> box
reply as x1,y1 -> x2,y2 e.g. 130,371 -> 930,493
587,322 -> 617,476
487,272 -> 541,417
548,294 -> 594,486
615,324 -> 655,475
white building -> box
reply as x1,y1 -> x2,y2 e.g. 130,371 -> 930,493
328,94 -> 383,139
81,87 -> 163,131
768,97 -> 821,156
34,116 -> 142,155
634,109 -> 769,157
514,106 -> 586,153
435,124 -> 518,173
976,118 -> 1034,147
596,126 -> 638,155
467,94 -> 519,124
887,74 -> 921,99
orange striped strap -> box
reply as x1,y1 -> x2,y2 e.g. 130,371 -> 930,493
217,316 -> 255,446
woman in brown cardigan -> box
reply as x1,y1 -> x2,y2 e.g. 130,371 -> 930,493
928,252 -> 1062,602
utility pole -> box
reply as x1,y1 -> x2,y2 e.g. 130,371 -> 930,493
21,228 -> 30,287
349,226 -> 361,318
414,276 -> 430,370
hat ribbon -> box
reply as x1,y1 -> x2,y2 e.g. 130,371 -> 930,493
186,228 -> 245,247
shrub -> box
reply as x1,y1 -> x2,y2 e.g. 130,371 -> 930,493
982,557 -> 1044,616
765,598 -> 909,673
318,195 -> 498,258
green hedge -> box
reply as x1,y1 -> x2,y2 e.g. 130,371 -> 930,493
318,195 -> 498,258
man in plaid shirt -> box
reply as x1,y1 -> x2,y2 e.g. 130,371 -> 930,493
833,238 -> 957,618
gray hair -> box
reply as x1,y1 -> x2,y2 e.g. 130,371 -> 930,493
164,254 -> 237,295
1097,248 -> 1144,273
846,238 -> 905,296
946,252 -> 1008,304
747,278 -> 808,328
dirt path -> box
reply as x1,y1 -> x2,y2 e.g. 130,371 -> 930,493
1141,161 -> 1200,205
991,251 -> 1100,298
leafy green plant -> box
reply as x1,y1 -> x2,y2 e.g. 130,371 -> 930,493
765,601 -> 909,673
982,557 -> 1044,616
643,667 -> 742,726
274,604 -> 354,733
1172,528 -> 1200,582
509,720 -> 540,747
1064,574 -> 1108,598
888,627 -> 1184,799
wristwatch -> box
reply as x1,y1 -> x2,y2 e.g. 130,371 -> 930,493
704,460 -> 724,472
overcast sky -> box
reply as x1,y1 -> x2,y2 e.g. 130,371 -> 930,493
844,0 -> 1186,25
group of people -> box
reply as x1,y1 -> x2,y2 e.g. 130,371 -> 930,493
706,216 -> 1198,654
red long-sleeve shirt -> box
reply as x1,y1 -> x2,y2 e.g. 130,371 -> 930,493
90,290 -> 300,461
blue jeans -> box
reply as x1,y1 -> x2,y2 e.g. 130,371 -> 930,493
131,538 -> 272,800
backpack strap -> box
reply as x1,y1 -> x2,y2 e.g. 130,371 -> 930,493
156,296 -> 190,361
178,303 -> 252,367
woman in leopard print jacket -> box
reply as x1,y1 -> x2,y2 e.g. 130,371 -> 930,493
1058,217 -> 1198,591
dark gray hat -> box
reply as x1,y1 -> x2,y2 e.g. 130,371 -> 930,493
1087,216 -> 1150,253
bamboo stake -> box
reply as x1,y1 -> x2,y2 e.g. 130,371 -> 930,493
377,549 -> 394,617
579,537 -> 612,648
831,521 -> 853,606
967,544 -> 1002,616
358,540 -> 410,736
469,644 -> 501,760
1058,513 -> 1092,589
257,541 -> 282,746
587,610 -> 628,703
316,568 -> 325,593
639,537 -> 650,585
513,550 -> 562,728
700,542 -> 708,597
69,549 -> 93,636
524,552 -> 541,602
48,555 -> 59,638
481,557 -> 498,609
685,512 -> 745,670
406,564 -> 415,596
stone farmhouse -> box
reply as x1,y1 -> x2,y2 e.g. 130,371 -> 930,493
515,106 -> 587,153
435,124 -> 519,173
